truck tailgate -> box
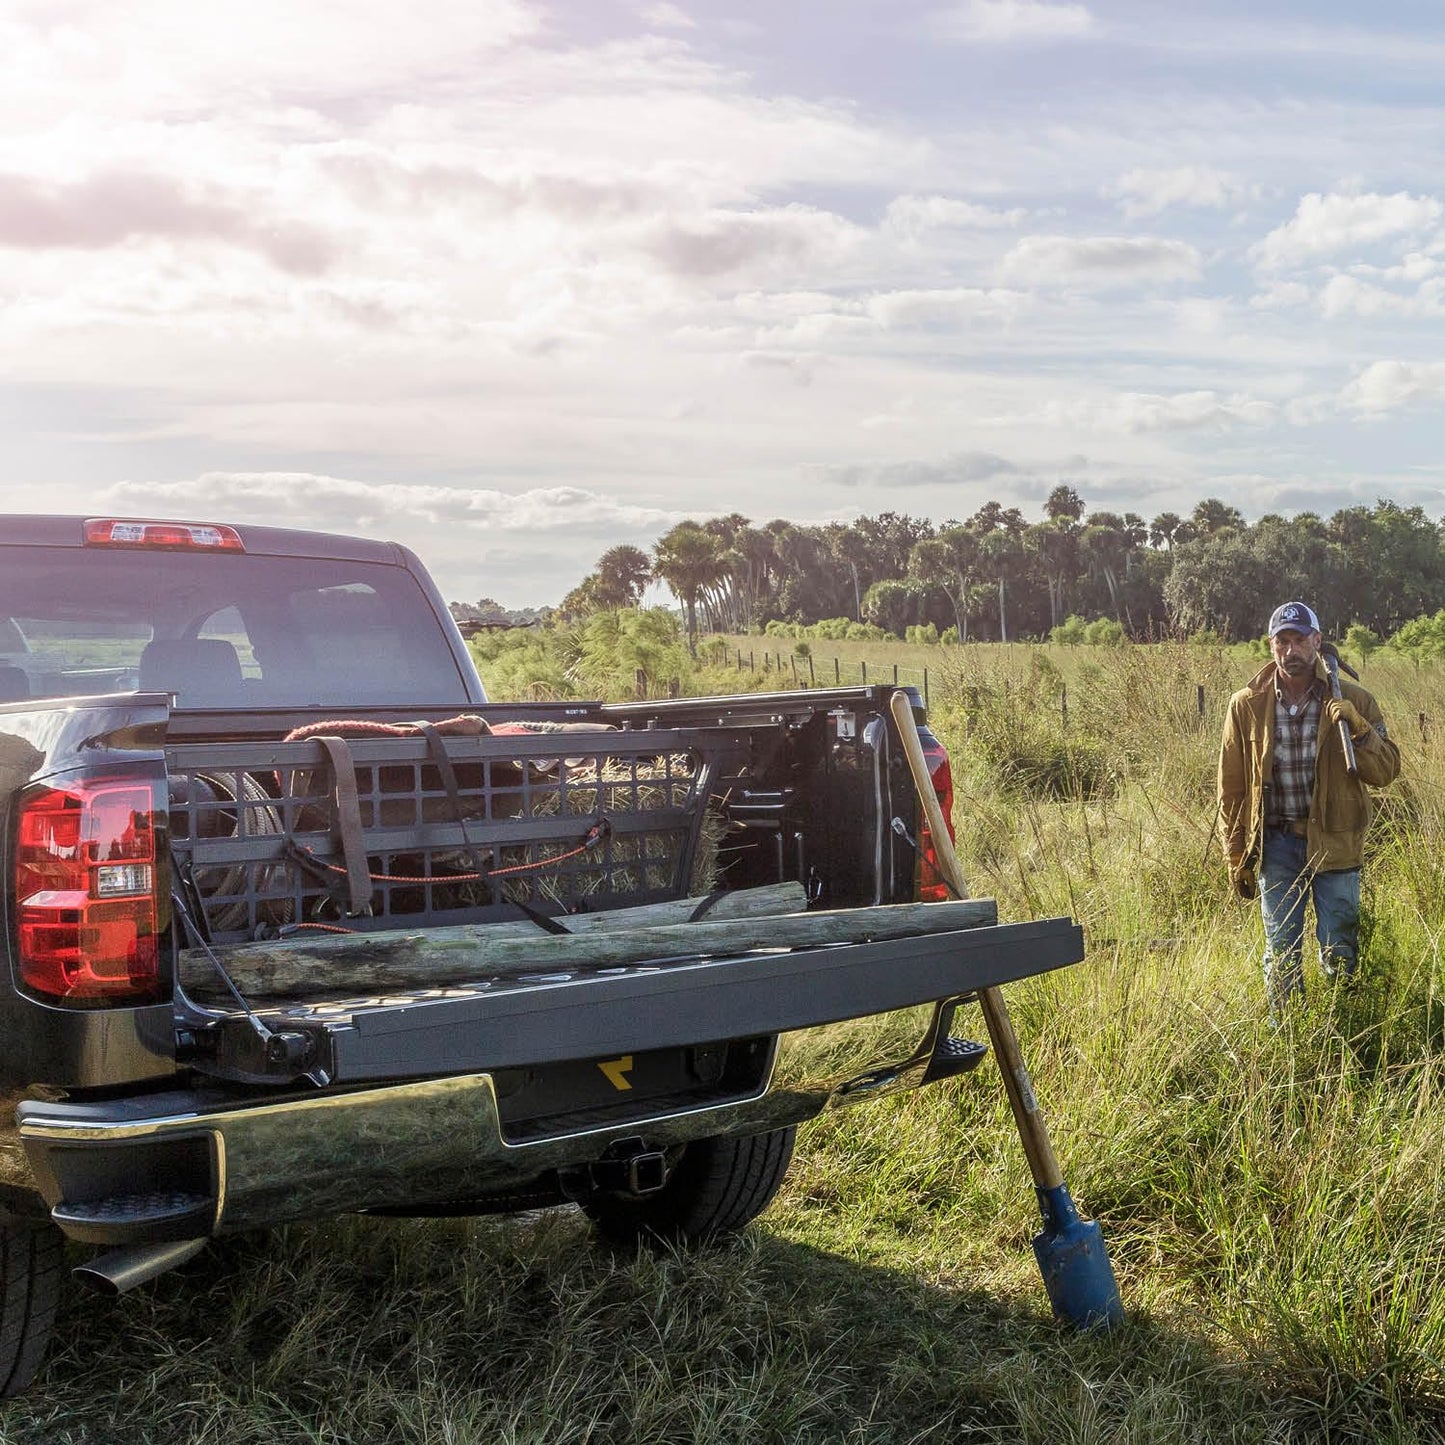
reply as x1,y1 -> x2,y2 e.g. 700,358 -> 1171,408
182,915 -> 1083,1086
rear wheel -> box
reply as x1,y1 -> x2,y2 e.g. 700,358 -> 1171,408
0,1223 -> 63,1398
584,1128 -> 796,1245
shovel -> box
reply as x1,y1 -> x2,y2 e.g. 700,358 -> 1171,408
889,690 -> 1124,1331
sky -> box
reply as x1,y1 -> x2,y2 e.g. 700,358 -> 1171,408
4,0 -> 1445,607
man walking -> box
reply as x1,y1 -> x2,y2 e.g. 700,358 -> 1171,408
1217,601 -> 1400,1010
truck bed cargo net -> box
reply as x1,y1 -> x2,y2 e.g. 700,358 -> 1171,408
164,723 -> 735,944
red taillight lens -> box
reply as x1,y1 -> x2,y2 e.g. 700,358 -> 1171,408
916,738 -> 955,904
15,775 -> 168,1004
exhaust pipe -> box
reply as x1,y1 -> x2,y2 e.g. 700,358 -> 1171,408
74,1238 -> 208,1296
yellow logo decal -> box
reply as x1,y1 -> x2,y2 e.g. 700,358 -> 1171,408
598,1055 -> 634,1091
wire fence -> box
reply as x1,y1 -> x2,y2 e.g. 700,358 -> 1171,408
723,647 -> 934,708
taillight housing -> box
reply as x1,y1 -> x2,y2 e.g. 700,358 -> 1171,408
916,731 -> 956,904
14,772 -> 169,1005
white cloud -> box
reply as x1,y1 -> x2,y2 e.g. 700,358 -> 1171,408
1000,235 -> 1202,287
817,451 -> 1022,488
1253,191 -> 1443,269
0,168 -> 338,275
644,204 -> 864,278
1108,166 -> 1246,219
639,3 -> 696,30
927,1 -> 1098,43
1318,275 -> 1414,320
883,194 -> 1027,240
1339,361 -> 1445,416
865,287 -> 1025,328
1250,280 -> 1311,310
1107,391 -> 1276,433
100,473 -> 691,544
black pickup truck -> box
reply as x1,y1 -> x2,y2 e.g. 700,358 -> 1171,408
0,515 -> 1084,1395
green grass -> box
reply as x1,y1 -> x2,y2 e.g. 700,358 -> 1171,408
5,638 -> 1445,1442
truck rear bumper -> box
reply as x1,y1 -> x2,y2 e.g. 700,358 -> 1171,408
19,997 -> 982,1245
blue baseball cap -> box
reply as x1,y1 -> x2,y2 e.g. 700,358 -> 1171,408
1268,601 -> 1320,637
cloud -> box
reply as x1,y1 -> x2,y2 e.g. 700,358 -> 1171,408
1093,391 -> 1277,433
638,2 -> 696,28
1108,166 -> 1247,220
883,194 -> 1027,240
1249,280 -> 1311,311
100,474 -> 685,534
865,287 -> 1025,328
1339,361 -> 1445,416
927,1 -> 1098,43
1000,235 -> 1202,287
1253,191 -> 1443,269
0,169 -> 338,275
816,451 -> 1022,489
1001,391 -> 1278,434
644,204 -> 862,278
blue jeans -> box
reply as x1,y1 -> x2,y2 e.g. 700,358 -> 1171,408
1259,827 -> 1360,1009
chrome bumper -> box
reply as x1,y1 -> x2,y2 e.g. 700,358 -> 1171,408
16,999 -> 972,1243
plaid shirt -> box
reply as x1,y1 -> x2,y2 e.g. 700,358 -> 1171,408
1272,679 -> 1322,819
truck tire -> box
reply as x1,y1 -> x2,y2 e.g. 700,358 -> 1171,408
584,1127 -> 796,1245
0,1223 -> 62,1398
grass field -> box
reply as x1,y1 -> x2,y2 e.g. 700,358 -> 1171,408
3,639 -> 1444,1442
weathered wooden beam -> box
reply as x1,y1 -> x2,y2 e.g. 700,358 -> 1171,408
180,894 -> 999,1002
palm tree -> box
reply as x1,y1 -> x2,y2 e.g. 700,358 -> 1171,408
592,545 -> 652,608
1149,512 -> 1182,551
653,524 -> 726,655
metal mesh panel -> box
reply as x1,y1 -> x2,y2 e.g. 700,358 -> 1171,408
166,728 -> 742,943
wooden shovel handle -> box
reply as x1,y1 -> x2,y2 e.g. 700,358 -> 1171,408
889,691 -> 1064,1192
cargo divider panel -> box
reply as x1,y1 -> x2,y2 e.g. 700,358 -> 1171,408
165,726 -> 758,944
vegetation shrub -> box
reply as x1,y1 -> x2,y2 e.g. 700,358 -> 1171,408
1390,609 -> 1445,658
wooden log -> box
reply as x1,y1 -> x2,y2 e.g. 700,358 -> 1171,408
181,896 -> 999,1002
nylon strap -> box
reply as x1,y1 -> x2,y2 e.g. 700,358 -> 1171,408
417,722 -> 495,897
316,735 -> 373,917
686,888 -> 729,922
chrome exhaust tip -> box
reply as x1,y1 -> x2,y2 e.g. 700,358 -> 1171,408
73,1238 -> 208,1296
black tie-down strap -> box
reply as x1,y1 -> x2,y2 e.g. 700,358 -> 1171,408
419,722 -> 571,936
292,728 -> 609,934
315,735 -> 373,917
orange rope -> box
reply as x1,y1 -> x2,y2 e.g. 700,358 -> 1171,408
291,820 -> 610,885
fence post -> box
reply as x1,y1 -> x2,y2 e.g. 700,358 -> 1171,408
808,655 -> 816,685
834,657 -> 840,685
791,656 -> 799,685
893,663 -> 899,686
1196,684 -> 1205,718
862,660 -> 868,684
923,667 -> 929,712
1061,684 -> 1068,730
635,669 -> 647,701
750,650 -> 755,671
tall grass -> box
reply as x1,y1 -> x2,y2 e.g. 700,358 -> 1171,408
4,640 -> 1444,1442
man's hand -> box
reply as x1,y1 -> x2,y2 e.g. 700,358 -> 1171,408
1230,863 -> 1257,901
1325,696 -> 1369,739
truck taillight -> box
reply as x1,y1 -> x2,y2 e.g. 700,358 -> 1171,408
916,734 -> 956,904
14,774 -> 169,1005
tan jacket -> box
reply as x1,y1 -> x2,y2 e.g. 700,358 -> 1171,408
1217,656 -> 1400,880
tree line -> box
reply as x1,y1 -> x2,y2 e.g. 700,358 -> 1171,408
549,490 -> 1445,650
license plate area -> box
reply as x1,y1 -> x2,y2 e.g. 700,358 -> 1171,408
493,1037 -> 773,1143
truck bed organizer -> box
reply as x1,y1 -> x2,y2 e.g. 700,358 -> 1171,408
165,725 -> 755,944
